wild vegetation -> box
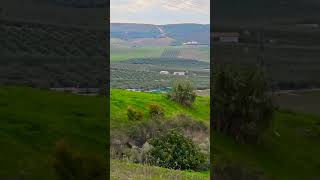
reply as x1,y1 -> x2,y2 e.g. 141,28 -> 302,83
110,81 -> 210,179
212,65 -> 274,143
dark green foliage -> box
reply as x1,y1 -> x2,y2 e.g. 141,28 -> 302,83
148,103 -> 165,120
167,79 -> 196,107
127,106 -> 144,121
52,140 -> 106,180
212,65 -> 274,143
147,130 -> 205,171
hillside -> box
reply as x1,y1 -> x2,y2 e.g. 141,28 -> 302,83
0,86 -> 107,179
110,89 -> 210,129
110,23 -> 210,44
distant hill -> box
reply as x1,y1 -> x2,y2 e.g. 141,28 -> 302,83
213,0 -> 320,25
110,23 -> 210,44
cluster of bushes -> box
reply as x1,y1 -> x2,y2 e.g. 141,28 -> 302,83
111,113 -> 209,172
127,103 -> 165,122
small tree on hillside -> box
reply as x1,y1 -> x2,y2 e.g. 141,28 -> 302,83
167,79 -> 196,107
148,103 -> 165,120
212,65 -> 274,144
127,106 -> 144,121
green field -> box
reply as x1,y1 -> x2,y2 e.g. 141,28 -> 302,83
0,86 -> 107,179
110,46 -> 210,62
110,46 -> 167,62
110,89 -> 210,129
111,160 -> 209,180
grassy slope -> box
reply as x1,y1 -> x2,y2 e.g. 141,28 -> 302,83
111,160 -> 209,180
110,89 -> 210,179
110,89 -> 210,129
0,86 -> 107,179
214,110 -> 320,180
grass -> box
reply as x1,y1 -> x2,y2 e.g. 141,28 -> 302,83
110,89 -> 210,129
111,160 -> 209,180
214,109 -> 320,180
0,86 -> 107,179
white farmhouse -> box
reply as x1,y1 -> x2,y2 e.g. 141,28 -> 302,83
160,71 -> 169,75
173,72 -> 185,76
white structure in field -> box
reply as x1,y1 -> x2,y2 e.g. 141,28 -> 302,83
183,41 -> 199,45
173,72 -> 185,76
213,32 -> 240,43
160,71 -> 169,75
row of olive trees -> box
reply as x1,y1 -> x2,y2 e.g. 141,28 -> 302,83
212,65 -> 274,144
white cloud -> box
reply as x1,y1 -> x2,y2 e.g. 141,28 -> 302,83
110,0 -> 210,24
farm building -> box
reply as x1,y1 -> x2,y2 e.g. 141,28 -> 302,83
173,72 -> 185,76
183,41 -> 199,45
213,32 -> 240,43
160,71 -> 169,75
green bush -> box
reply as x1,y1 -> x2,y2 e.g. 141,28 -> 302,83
212,65 -> 274,143
147,130 -> 205,171
51,140 -> 106,180
127,106 -> 144,121
167,79 -> 196,107
148,103 -> 165,120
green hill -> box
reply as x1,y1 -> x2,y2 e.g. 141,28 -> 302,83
110,89 -> 210,129
2,87 -> 319,179
0,86 -> 107,179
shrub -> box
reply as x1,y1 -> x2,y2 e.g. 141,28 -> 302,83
212,65 -> 274,144
147,130 -> 205,171
127,106 -> 144,121
148,103 -> 165,120
167,79 -> 196,107
52,139 -> 106,180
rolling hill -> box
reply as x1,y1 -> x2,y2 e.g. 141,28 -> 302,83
110,23 -> 210,44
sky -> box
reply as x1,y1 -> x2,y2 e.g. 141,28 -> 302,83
110,0 -> 210,25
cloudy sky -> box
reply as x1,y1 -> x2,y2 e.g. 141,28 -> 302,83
111,0 -> 210,25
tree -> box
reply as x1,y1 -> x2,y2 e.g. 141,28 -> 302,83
212,65 -> 274,143
167,79 -> 196,107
